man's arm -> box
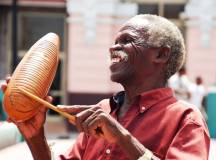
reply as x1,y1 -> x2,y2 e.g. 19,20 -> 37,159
10,104 -> 52,160
25,127 -> 51,160
165,121 -> 210,160
1,78 -> 51,160
117,132 -> 160,160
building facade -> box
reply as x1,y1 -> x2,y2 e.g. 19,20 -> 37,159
1,0 -> 216,107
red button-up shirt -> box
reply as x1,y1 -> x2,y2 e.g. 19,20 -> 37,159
58,88 -> 210,160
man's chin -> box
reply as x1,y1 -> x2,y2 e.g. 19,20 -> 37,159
110,74 -> 127,84
110,74 -> 120,82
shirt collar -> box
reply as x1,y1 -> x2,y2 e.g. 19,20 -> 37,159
110,88 -> 174,113
139,87 -> 174,113
109,91 -> 125,113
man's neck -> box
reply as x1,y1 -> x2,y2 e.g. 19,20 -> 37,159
117,77 -> 166,119
123,78 -> 166,101
118,93 -> 139,118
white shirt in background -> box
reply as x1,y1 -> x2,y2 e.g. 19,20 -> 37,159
189,83 -> 205,109
168,74 -> 191,101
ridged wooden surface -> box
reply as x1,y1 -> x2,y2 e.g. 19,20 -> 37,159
3,33 -> 59,122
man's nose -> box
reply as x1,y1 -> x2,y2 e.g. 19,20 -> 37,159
109,43 -> 122,53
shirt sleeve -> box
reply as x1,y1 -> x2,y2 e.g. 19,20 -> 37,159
58,133 -> 89,160
165,121 -> 210,160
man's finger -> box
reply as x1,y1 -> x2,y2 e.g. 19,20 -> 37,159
75,109 -> 95,132
6,117 -> 13,123
75,106 -> 101,132
38,105 -> 48,113
6,76 -> 11,84
57,105 -> 92,114
1,83 -> 7,93
45,96 -> 53,103
82,111 -> 100,134
88,117 -> 104,139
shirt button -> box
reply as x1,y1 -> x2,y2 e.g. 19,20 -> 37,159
140,106 -> 146,113
106,149 -> 111,154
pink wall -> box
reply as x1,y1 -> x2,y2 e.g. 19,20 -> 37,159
67,21 -> 123,93
186,26 -> 216,87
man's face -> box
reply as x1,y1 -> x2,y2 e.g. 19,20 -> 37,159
196,77 -> 202,85
109,18 -> 156,84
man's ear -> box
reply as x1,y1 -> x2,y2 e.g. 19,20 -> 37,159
153,45 -> 171,64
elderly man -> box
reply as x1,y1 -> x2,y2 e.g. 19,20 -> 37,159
1,14 -> 210,160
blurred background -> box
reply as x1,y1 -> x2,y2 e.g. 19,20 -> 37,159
0,0 -> 215,159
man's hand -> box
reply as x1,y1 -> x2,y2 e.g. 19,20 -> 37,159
11,98 -> 51,139
57,105 -> 160,160
57,105 -> 129,144
1,76 -> 52,139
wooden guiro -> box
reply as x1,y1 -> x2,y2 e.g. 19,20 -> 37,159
3,33 -> 60,122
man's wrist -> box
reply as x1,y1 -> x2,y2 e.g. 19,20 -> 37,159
116,130 -> 160,160
116,130 -> 146,160
25,127 -> 51,160
116,128 -> 131,146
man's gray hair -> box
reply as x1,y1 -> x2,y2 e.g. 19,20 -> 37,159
131,14 -> 186,80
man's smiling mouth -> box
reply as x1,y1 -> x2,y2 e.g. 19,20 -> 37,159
110,50 -> 128,64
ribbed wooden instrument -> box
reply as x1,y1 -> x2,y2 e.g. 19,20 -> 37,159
3,33 -> 60,122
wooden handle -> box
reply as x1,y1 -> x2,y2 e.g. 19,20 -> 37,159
18,87 -> 76,123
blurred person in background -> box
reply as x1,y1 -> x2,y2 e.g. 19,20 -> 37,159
0,121 -> 22,150
168,67 -> 191,101
0,80 -> 7,121
189,76 -> 207,120
1,14 -> 210,160
0,80 -> 22,150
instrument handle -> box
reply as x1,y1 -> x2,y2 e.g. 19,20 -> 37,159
18,87 -> 76,123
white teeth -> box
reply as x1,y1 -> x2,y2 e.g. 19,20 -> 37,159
118,50 -> 128,61
111,57 -> 121,63
110,50 -> 128,63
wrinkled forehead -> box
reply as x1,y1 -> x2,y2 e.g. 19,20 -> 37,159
116,17 -> 150,40
120,17 -> 150,32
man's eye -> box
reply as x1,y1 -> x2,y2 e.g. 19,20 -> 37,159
114,37 -> 133,45
124,37 -> 133,43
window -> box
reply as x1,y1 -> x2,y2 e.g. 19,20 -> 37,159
164,4 -> 185,19
0,6 -> 10,79
18,13 -> 65,52
138,4 -> 158,15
